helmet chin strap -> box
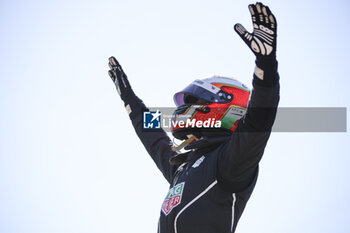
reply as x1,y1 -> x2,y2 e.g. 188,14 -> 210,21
172,134 -> 199,152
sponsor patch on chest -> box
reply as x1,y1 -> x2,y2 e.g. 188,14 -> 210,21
192,156 -> 205,168
161,182 -> 185,215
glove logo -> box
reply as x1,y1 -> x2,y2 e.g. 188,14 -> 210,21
143,110 -> 161,129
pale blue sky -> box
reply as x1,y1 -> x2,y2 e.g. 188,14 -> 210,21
1,0 -> 350,232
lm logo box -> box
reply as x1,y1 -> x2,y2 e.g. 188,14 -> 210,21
143,110 -> 161,129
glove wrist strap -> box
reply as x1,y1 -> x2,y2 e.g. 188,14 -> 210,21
253,57 -> 279,87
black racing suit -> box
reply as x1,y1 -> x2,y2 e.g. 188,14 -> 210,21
122,59 -> 279,233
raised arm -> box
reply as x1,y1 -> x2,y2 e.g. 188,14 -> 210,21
108,57 -> 177,183
217,2 -> 280,192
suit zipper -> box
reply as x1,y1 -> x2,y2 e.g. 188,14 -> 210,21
173,163 -> 187,185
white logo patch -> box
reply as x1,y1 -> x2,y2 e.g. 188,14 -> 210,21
192,156 -> 205,168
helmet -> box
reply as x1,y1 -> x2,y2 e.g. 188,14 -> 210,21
171,76 -> 251,140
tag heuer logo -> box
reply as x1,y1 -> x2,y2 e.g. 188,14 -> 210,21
161,182 -> 185,215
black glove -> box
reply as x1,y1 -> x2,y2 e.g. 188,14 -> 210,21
234,2 -> 278,86
108,56 -> 137,103
234,2 -> 277,59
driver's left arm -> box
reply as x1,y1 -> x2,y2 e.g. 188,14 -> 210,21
216,2 -> 280,193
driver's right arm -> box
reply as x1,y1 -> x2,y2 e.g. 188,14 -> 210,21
108,57 -> 177,184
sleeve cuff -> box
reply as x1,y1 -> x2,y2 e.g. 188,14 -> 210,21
124,96 -> 149,119
253,57 -> 279,87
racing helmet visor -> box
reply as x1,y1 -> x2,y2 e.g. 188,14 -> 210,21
173,79 -> 233,106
